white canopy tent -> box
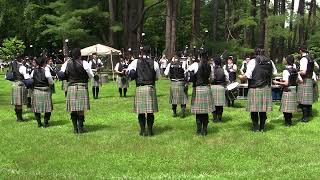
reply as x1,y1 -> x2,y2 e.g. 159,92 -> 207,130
81,44 -> 121,81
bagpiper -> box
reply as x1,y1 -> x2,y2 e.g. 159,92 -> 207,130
127,46 -> 160,136
115,55 -> 129,97
88,53 -> 103,99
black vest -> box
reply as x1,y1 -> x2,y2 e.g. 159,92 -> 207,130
33,68 -> 49,87
212,67 -> 226,85
302,55 -> 314,79
248,55 -> 273,88
12,62 -> 24,81
118,62 -> 129,76
169,61 -> 185,80
91,60 -> 97,69
286,67 -> 298,87
136,58 -> 156,86
194,62 -> 210,87
226,64 -> 236,82
66,60 -> 89,83
243,63 -> 247,73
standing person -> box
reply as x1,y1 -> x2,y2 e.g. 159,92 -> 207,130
60,48 -> 94,134
46,57 -> 57,94
223,56 -> 237,106
115,55 -> 129,97
31,57 -> 54,128
127,46 -> 160,136
88,53 -> 103,99
25,57 -> 33,108
210,57 -> 229,123
188,51 -> 213,136
297,45 -> 314,123
61,57 -> 70,97
164,53 -> 188,118
159,55 -> 168,76
239,47 -> 277,132
273,55 -> 301,126
11,55 -> 31,122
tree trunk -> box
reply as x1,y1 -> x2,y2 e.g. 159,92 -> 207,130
278,0 -> 286,59
192,0 -> 200,45
250,0 -> 257,48
165,0 -> 179,59
108,0 -> 116,46
270,0 -> 278,60
259,0 -> 267,48
212,0 -> 219,42
288,0 -> 295,53
298,0 -> 305,46
225,0 -> 230,41
123,0 -> 129,50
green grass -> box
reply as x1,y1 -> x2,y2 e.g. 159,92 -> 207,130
1,74 -> 320,179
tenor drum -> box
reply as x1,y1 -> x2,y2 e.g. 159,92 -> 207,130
226,82 -> 239,101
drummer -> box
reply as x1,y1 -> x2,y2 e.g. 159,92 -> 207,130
210,57 -> 229,122
273,55 -> 302,126
223,56 -> 237,106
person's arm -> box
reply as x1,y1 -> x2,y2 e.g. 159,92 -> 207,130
114,63 -> 121,74
239,59 -> 255,81
233,64 -> 238,71
271,60 -> 278,75
240,63 -> 245,75
154,61 -> 161,80
126,59 -> 138,73
224,70 -> 230,83
164,63 -> 171,76
60,61 -> 68,72
45,67 -> 54,85
274,70 -> 288,86
83,61 -> 94,79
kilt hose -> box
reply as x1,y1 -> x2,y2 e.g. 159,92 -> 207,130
32,87 -> 53,113
280,86 -> 298,113
297,78 -> 314,105
11,81 -> 27,106
246,86 -> 272,112
211,85 -> 226,106
66,83 -> 90,112
134,85 -> 158,114
313,82 -> 318,103
191,86 -> 215,114
117,76 -> 129,89
169,81 -> 188,105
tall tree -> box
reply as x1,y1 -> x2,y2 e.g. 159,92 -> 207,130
212,0 -> 219,42
288,0 -> 295,53
165,0 -> 179,59
108,0 -> 117,47
259,0 -> 267,48
298,0 -> 305,46
192,0 -> 200,45
250,0 -> 257,47
224,0 -> 230,41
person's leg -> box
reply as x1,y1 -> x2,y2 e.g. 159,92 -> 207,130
15,105 -> 23,122
147,113 -> 155,136
96,87 -> 100,99
124,88 -> 127,97
216,106 -> 223,122
34,112 -> 42,127
138,114 -> 146,136
44,112 -> 51,128
212,110 -> 217,123
202,114 -> 209,136
195,114 -> 202,135
78,111 -> 86,133
251,112 -> 259,132
301,105 -> 309,122
259,112 -> 267,132
181,104 -> 186,118
92,87 -> 96,99
119,88 -> 123,97
70,111 -> 78,133
172,104 -> 177,117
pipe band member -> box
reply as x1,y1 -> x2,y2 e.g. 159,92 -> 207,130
89,53 -> 103,99
126,46 -> 160,136
115,55 -> 129,97
164,53 -> 188,118
297,45 -> 314,123
210,57 -> 229,123
223,56 -> 237,106
31,57 -> 54,128
11,55 -> 31,122
273,55 -> 302,126
61,48 -> 94,134
239,47 -> 277,132
188,51 -> 214,136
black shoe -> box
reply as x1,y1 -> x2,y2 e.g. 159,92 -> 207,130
147,128 -> 154,136
78,116 -> 87,134
300,118 -> 308,123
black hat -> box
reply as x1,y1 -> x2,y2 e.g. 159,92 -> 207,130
286,55 -> 294,65
214,57 -> 222,66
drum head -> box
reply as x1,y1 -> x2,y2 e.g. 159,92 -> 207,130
227,82 -> 239,90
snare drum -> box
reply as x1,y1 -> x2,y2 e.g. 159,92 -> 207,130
226,82 -> 239,101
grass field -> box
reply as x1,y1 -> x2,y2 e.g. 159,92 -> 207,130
1,74 -> 320,179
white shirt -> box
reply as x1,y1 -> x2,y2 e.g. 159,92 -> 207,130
18,62 -> 31,79
240,61 -> 248,74
187,62 -> 199,73
114,62 -> 128,73
164,61 -> 187,76
245,58 -> 277,79
223,64 -> 237,72
159,58 -> 168,69
299,53 -> 308,73
61,60 -> 94,79
31,67 -> 54,85
126,57 -> 161,79
282,66 -> 302,82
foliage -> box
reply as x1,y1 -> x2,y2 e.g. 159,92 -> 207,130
0,37 -> 25,61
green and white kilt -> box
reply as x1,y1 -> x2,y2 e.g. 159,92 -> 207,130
66,83 -> 90,112
297,78 -> 314,105
117,76 -> 129,89
313,82 -> 318,103
134,85 -> 158,114
11,81 -> 27,106
246,86 -> 272,112
32,87 -> 53,113
61,80 -> 68,92
280,86 -> 297,113
211,85 -> 226,106
169,81 -> 188,105
191,86 -> 214,114
27,88 -> 33,98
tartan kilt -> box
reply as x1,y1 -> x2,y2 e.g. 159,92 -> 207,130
280,86 -> 297,113
169,81 -> 188,105
134,85 -> 158,114
313,82 -> 318,103
66,83 -> 90,112
117,76 -> 129,88
11,81 -> 27,106
246,86 -> 272,112
27,88 -> 33,98
91,76 -> 100,87
32,87 -> 53,113
211,85 -> 226,106
297,78 -> 314,105
191,86 -> 214,114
